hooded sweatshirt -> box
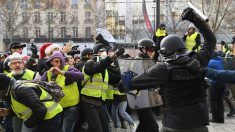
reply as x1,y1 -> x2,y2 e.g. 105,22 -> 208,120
41,51 -> 84,85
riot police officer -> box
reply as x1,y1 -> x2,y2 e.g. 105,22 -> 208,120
135,39 -> 159,132
120,7 -> 216,132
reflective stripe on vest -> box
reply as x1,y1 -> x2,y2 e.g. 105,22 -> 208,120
81,67 -> 109,101
47,65 -> 79,108
106,84 -> 114,100
155,29 -> 166,37
185,32 -> 198,51
8,69 -> 35,80
10,83 -> 62,121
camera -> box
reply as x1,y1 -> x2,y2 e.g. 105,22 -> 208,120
67,45 -> 80,56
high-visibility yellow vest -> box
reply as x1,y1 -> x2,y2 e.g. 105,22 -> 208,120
10,83 -> 62,121
185,32 -> 199,51
47,65 -> 79,108
81,67 -> 109,101
8,69 -> 35,80
3,70 -> 9,75
223,45 -> 231,54
106,84 -> 114,100
155,29 -> 167,37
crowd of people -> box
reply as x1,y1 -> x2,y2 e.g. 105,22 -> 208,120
0,7 -> 234,132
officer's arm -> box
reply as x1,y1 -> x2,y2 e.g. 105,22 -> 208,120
15,86 -> 47,128
206,68 -> 235,83
130,64 -> 167,90
182,8 -> 216,66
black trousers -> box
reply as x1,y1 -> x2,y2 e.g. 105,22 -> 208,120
136,108 -> 159,132
210,83 -> 226,123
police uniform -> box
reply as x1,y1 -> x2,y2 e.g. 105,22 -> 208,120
126,8 -> 216,132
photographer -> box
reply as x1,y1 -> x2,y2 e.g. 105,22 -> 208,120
63,40 -> 80,57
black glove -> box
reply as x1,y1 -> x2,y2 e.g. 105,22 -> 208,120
115,47 -> 125,57
181,7 -> 202,22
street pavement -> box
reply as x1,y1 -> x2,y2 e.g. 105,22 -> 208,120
115,108 -> 235,132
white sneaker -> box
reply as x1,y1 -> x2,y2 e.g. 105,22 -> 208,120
130,124 -> 135,132
114,128 -> 120,132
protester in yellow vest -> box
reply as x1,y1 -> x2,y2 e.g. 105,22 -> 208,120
0,73 -> 63,132
152,23 -> 168,60
221,40 -> 231,55
80,43 -> 124,132
7,52 -> 36,132
41,51 -> 84,132
182,23 -> 201,51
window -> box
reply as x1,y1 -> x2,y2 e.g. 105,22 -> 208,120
61,27 -> 66,38
35,27 -> 41,38
61,12 -> 66,22
48,27 -> 54,38
72,14 -> 78,21
22,27 -> 28,38
72,0 -> 78,8
22,12 -> 28,21
85,0 -> 90,3
47,12 -> 54,21
35,0 -> 40,8
73,27 -> 78,38
85,12 -> 91,20
21,0 -> 28,9
85,27 -> 91,38
35,12 -> 40,22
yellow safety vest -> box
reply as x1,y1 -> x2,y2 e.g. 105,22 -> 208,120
10,83 -> 62,121
106,84 -> 114,100
155,29 -> 167,37
3,70 -> 9,75
47,65 -> 79,108
81,67 -> 109,101
185,32 -> 199,51
223,45 -> 231,54
8,69 -> 35,80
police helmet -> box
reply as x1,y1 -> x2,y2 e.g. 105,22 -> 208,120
93,44 -> 106,54
138,39 -> 155,48
81,48 -> 93,58
159,35 -> 185,57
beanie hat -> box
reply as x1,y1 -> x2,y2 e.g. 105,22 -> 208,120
8,52 -> 23,66
45,44 -> 60,56
40,43 -> 52,59
188,23 -> 196,30
0,73 -> 11,90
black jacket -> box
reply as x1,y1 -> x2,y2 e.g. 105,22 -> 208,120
129,17 -> 216,129
10,84 -> 48,128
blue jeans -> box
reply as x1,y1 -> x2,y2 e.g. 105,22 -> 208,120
61,106 -> 78,132
33,113 -> 61,132
111,101 -> 134,128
